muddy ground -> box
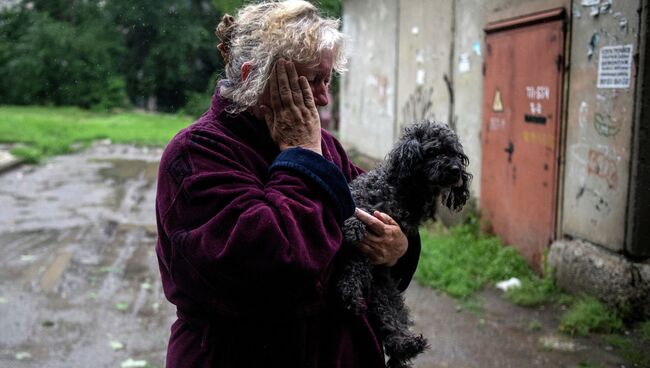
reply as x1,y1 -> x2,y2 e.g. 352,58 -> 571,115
0,143 -> 629,367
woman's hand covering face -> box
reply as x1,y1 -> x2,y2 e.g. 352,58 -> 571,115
261,59 -> 322,155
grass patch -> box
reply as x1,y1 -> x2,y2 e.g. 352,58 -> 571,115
505,271 -> 560,307
458,296 -> 484,314
603,333 -> 650,367
0,105 -> 192,162
640,320 -> 650,342
528,319 -> 542,332
415,218 -> 569,307
559,296 -> 623,336
577,363 -> 602,368
415,219 -> 535,299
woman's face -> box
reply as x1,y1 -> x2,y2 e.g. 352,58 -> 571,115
256,49 -> 333,109
293,49 -> 333,107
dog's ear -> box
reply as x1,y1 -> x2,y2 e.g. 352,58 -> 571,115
387,138 -> 422,182
445,171 -> 472,211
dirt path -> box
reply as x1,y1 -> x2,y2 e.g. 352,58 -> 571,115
0,144 -> 626,367
406,284 -> 625,367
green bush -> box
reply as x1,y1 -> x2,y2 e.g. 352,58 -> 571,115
0,7 -> 127,109
91,77 -> 131,112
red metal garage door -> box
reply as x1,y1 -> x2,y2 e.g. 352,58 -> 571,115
480,9 -> 565,271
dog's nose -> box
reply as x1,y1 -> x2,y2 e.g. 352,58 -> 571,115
450,165 -> 461,175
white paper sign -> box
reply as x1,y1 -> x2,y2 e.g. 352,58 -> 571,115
458,54 -> 470,73
416,69 -> 425,85
597,45 -> 633,89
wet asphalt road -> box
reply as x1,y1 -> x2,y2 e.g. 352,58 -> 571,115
0,143 -> 627,367
0,143 -> 174,368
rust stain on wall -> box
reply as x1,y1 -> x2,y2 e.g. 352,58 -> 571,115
587,149 -> 619,189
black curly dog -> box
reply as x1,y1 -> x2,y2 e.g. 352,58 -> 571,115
338,121 -> 471,368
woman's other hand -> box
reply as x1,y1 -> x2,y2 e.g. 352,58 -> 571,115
261,59 -> 322,155
354,209 -> 408,267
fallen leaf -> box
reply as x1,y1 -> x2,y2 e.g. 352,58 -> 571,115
121,358 -> 148,368
109,340 -> 124,351
15,351 -> 31,360
20,255 -> 36,262
115,302 -> 129,312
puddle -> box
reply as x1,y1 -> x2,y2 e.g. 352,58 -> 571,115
40,251 -> 73,292
93,158 -> 159,184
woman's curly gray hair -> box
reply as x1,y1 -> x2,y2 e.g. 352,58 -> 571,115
216,0 -> 346,113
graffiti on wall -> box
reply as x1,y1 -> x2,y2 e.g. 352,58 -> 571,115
401,86 -> 435,126
593,112 -> 621,137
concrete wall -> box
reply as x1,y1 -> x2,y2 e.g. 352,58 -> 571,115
452,0 -> 484,197
340,0 -> 399,159
396,0 -> 452,133
562,1 -> 641,251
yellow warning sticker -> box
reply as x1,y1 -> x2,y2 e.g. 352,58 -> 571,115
492,89 -> 503,112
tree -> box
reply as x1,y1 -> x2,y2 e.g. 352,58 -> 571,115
0,1 -> 128,108
0,0 -> 342,112
106,0 -> 222,111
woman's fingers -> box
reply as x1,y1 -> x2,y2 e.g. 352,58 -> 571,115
275,59 -> 295,108
268,63 -> 282,110
285,61 -> 305,107
298,76 -> 316,110
373,211 -> 398,226
355,208 -> 386,235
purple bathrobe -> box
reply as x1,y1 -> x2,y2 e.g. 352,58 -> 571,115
155,88 -> 420,367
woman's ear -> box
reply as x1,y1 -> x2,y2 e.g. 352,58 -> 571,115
241,61 -> 254,81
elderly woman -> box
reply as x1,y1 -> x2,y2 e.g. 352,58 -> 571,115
155,1 -> 421,367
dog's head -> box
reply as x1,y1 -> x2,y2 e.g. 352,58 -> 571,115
386,121 -> 471,212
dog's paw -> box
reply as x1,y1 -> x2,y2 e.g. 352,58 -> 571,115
385,332 -> 428,365
342,217 -> 367,244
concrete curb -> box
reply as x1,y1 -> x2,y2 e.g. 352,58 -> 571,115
0,150 -> 24,174
548,239 -> 650,319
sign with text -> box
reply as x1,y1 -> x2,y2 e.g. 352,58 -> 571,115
597,45 -> 633,89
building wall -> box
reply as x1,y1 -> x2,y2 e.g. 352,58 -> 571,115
341,0 -> 643,252
340,0 -> 399,159
562,1 -> 641,251
396,0 -> 452,133
452,0 -> 486,197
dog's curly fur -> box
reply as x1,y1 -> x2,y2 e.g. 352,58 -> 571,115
337,121 -> 471,368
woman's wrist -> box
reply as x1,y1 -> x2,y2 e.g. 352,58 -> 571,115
279,143 -> 322,155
